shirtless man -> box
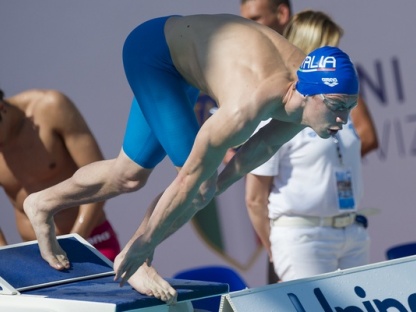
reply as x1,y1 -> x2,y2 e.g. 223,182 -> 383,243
24,14 -> 359,304
0,89 -> 120,261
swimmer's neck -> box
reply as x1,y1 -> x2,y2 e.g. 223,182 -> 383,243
269,81 -> 304,123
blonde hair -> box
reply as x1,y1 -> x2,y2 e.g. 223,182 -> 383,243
283,10 -> 343,54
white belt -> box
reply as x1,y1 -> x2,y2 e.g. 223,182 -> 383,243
271,213 -> 357,228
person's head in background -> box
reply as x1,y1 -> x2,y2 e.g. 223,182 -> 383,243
240,0 -> 292,35
283,10 -> 343,54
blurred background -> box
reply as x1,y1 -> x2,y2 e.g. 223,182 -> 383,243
1,0 -> 414,287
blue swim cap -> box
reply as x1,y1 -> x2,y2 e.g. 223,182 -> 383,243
296,46 -> 359,96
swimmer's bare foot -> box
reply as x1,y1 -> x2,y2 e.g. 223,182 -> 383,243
23,193 -> 70,270
114,255 -> 177,305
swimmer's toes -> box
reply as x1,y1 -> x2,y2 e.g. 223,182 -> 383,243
166,292 -> 177,305
145,289 -> 154,297
49,259 -> 66,270
45,255 -> 70,270
56,255 -> 70,269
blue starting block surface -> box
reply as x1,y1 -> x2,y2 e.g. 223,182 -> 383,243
23,276 -> 228,311
0,234 -> 229,312
0,235 -> 113,291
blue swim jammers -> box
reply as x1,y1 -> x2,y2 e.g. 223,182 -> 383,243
122,16 -> 200,168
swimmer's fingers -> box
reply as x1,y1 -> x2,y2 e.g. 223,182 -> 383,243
146,253 -> 154,267
115,258 -> 141,287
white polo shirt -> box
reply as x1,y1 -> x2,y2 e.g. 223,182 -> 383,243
251,119 -> 363,219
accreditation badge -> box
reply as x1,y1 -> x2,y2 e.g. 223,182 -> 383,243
334,167 -> 355,211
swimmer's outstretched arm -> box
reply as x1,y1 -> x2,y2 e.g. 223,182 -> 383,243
114,106 -> 255,284
216,119 -> 304,195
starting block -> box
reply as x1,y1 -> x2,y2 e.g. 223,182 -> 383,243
219,254 -> 416,311
0,234 -> 228,312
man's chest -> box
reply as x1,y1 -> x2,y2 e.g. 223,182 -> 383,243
0,132 -> 71,194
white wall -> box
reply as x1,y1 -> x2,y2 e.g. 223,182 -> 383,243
1,0 -> 415,288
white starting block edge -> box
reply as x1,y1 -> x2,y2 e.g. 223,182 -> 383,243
0,234 -> 115,295
219,255 -> 416,312
0,294 -> 194,312
0,275 -> 19,295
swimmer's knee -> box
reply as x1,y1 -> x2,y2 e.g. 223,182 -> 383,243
111,152 -> 153,193
112,168 -> 152,193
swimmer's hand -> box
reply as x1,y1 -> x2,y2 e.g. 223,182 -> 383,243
113,256 -> 177,304
114,236 -> 154,287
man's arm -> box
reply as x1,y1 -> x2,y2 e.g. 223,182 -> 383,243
245,173 -> 273,260
142,108 -> 239,242
114,105 -> 259,283
350,96 -> 379,157
45,91 -> 106,238
217,119 -> 304,195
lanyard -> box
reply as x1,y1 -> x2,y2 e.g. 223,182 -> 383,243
332,134 -> 344,166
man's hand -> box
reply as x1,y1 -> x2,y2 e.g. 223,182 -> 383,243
114,236 -> 155,286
